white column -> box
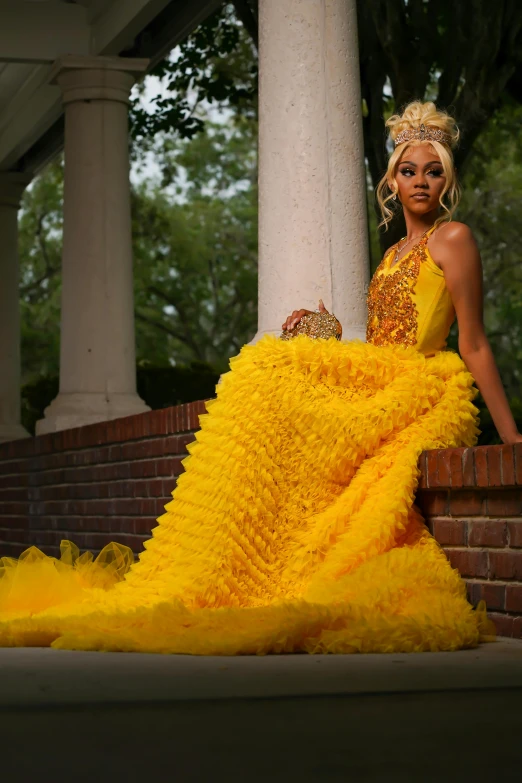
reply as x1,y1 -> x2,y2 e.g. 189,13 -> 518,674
255,0 -> 369,342
37,56 -> 150,435
0,173 -> 32,443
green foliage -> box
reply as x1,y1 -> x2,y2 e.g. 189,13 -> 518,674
132,115 -> 258,370
18,160 -> 63,381
130,3 -> 257,149
457,99 -> 522,399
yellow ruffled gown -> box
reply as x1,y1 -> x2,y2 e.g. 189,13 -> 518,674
0,230 -> 494,653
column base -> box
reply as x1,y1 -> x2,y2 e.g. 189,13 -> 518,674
0,423 -> 31,443
35,392 -> 150,435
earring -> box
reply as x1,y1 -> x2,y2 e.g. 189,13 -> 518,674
392,193 -> 397,201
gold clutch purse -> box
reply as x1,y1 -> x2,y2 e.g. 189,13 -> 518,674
280,311 -> 342,341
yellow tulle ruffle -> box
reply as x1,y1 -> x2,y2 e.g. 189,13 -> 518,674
0,336 -> 495,653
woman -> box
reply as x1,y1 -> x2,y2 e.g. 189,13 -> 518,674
0,101 -> 518,654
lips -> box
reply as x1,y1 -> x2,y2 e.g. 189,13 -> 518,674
412,193 -> 429,200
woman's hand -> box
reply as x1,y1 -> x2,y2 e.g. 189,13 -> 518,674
504,432 -> 522,445
282,299 -> 327,332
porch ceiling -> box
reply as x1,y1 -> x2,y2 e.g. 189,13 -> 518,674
0,0 -> 222,173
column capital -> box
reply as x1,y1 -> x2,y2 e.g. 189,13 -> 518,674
0,172 -> 33,209
49,55 -> 150,105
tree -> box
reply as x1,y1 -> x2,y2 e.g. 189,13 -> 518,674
130,3 -> 257,148
18,160 -> 63,381
132,115 -> 258,370
139,1 -> 522,253
18,113 -> 258,382
358,0 -> 522,248
457,98 -> 522,399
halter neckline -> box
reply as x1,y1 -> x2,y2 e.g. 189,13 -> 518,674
387,225 -> 437,271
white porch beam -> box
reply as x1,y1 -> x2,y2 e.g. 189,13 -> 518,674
0,2 -> 91,64
0,76 -> 61,171
92,0 -> 172,55
0,0 -> 219,172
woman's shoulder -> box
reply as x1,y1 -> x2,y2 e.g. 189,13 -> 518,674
429,221 -> 481,275
432,221 -> 476,246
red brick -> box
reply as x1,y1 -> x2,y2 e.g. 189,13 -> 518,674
489,551 -> 522,580
106,481 -> 133,499
507,521 -> 522,548
516,443 -> 522,485
129,460 -> 157,479
156,456 -> 184,477
481,581 -> 506,611
136,498 -> 162,516
444,548 -> 488,578
0,488 -> 28,502
2,501 -> 30,516
486,447 -> 502,487
462,448 -> 475,486
513,617 -> 522,639
505,585 -> 522,613
159,435 -> 186,456
0,542 -> 26,557
110,498 -> 139,516
500,445 -> 515,486
416,490 -> 448,516
486,490 -> 522,517
0,458 -> 30,476
148,409 -> 168,437
448,490 -> 484,516
418,453 -> 428,489
475,448 -> 488,487
106,518 -> 132,534
449,449 -> 464,488
466,580 -> 505,611
162,478 -> 176,497
436,450 -> 451,487
431,518 -> 466,546
109,444 -> 123,461
134,518 -> 156,535
426,450 -> 438,488
488,612 -> 514,637
468,520 -> 507,548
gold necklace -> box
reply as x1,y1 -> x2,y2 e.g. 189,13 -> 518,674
391,226 -> 432,268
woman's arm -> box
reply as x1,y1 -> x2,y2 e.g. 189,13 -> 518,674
433,222 -> 522,445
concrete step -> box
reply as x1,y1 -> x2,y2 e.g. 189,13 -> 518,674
2,639 -> 522,782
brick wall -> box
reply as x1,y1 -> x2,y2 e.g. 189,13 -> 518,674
0,402 -> 206,559
0,404 -> 521,637
417,444 -> 522,639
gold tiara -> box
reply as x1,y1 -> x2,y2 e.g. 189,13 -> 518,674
394,124 -> 451,147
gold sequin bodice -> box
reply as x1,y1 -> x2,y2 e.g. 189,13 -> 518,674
366,227 -> 455,356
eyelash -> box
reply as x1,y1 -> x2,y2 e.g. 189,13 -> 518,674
399,168 -> 443,178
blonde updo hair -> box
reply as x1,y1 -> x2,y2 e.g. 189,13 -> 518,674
376,101 -> 461,231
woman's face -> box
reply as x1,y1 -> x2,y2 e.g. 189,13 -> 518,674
392,144 -> 446,216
